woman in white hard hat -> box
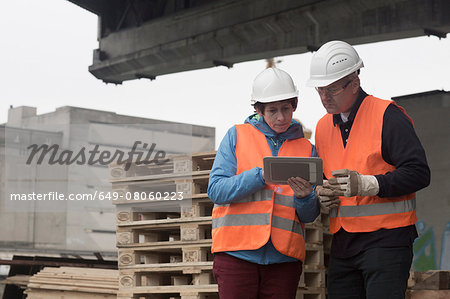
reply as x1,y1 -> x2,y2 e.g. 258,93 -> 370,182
207,67 -> 320,298
309,41 -> 430,299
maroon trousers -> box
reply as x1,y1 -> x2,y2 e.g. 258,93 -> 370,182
213,253 -> 302,299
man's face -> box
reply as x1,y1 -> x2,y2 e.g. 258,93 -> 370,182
258,99 -> 296,134
316,76 -> 358,114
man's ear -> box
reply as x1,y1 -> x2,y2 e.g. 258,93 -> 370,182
351,77 -> 360,94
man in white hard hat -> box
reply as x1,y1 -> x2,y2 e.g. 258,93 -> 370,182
208,67 -> 320,298
308,41 -> 430,298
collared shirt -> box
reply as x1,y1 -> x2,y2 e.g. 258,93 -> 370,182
330,88 -> 430,258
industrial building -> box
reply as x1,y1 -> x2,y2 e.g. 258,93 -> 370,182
0,106 -> 215,256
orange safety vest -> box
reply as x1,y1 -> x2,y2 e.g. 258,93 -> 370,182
315,95 -> 417,234
212,123 -> 312,261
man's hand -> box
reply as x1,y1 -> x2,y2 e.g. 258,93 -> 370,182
316,183 -> 341,209
317,195 -> 340,209
287,177 -> 313,198
329,169 -> 379,197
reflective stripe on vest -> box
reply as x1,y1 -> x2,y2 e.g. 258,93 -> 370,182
213,191 -> 304,235
211,123 -> 312,260
214,189 -> 273,207
315,96 -> 417,233
214,190 -> 295,208
272,215 -> 304,236
329,197 -> 416,218
212,213 -> 271,229
212,214 -> 303,236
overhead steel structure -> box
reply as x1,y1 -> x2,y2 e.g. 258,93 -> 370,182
68,0 -> 450,84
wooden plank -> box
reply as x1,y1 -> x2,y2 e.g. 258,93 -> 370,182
129,284 -> 218,294
118,216 -> 212,228
119,261 -> 213,272
1,274 -> 30,287
27,283 -> 118,294
406,290 -> 450,299
117,238 -> 212,249
25,289 -> 117,298
110,170 -> 210,184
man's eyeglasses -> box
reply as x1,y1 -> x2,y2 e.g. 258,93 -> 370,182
315,79 -> 354,96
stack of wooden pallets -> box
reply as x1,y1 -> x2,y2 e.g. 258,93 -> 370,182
297,209 -> 330,299
109,151 -> 329,299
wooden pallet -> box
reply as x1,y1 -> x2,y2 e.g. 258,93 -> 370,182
25,289 -> 117,299
112,172 -> 210,202
110,151 -> 217,180
116,217 -> 213,247
119,268 -> 214,289
118,242 -> 213,267
115,196 -> 213,224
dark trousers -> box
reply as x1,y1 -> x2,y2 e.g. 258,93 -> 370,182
213,252 -> 302,299
327,246 -> 413,299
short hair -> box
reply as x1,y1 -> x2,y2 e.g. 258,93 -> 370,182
253,97 -> 297,114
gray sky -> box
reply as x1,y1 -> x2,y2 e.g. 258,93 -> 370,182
1,0 -> 449,148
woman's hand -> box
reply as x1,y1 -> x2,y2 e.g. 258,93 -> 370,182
287,177 -> 313,198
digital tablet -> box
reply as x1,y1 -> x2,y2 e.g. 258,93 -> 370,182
263,157 -> 323,185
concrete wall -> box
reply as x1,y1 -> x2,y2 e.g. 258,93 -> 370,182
393,90 -> 450,270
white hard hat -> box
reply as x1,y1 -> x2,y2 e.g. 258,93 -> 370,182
306,40 -> 364,87
251,67 -> 298,104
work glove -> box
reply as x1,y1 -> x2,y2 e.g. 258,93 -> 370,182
316,184 -> 341,209
328,169 -> 379,197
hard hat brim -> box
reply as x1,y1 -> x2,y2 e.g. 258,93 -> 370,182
251,91 -> 299,104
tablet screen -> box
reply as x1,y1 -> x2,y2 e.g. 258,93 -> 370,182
263,157 -> 323,185
271,161 -> 310,182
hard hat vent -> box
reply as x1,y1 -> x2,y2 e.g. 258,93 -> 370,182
332,58 -> 348,65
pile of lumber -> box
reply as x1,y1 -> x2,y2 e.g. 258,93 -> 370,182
23,267 -> 118,299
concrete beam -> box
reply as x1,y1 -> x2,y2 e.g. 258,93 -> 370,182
80,0 -> 450,83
